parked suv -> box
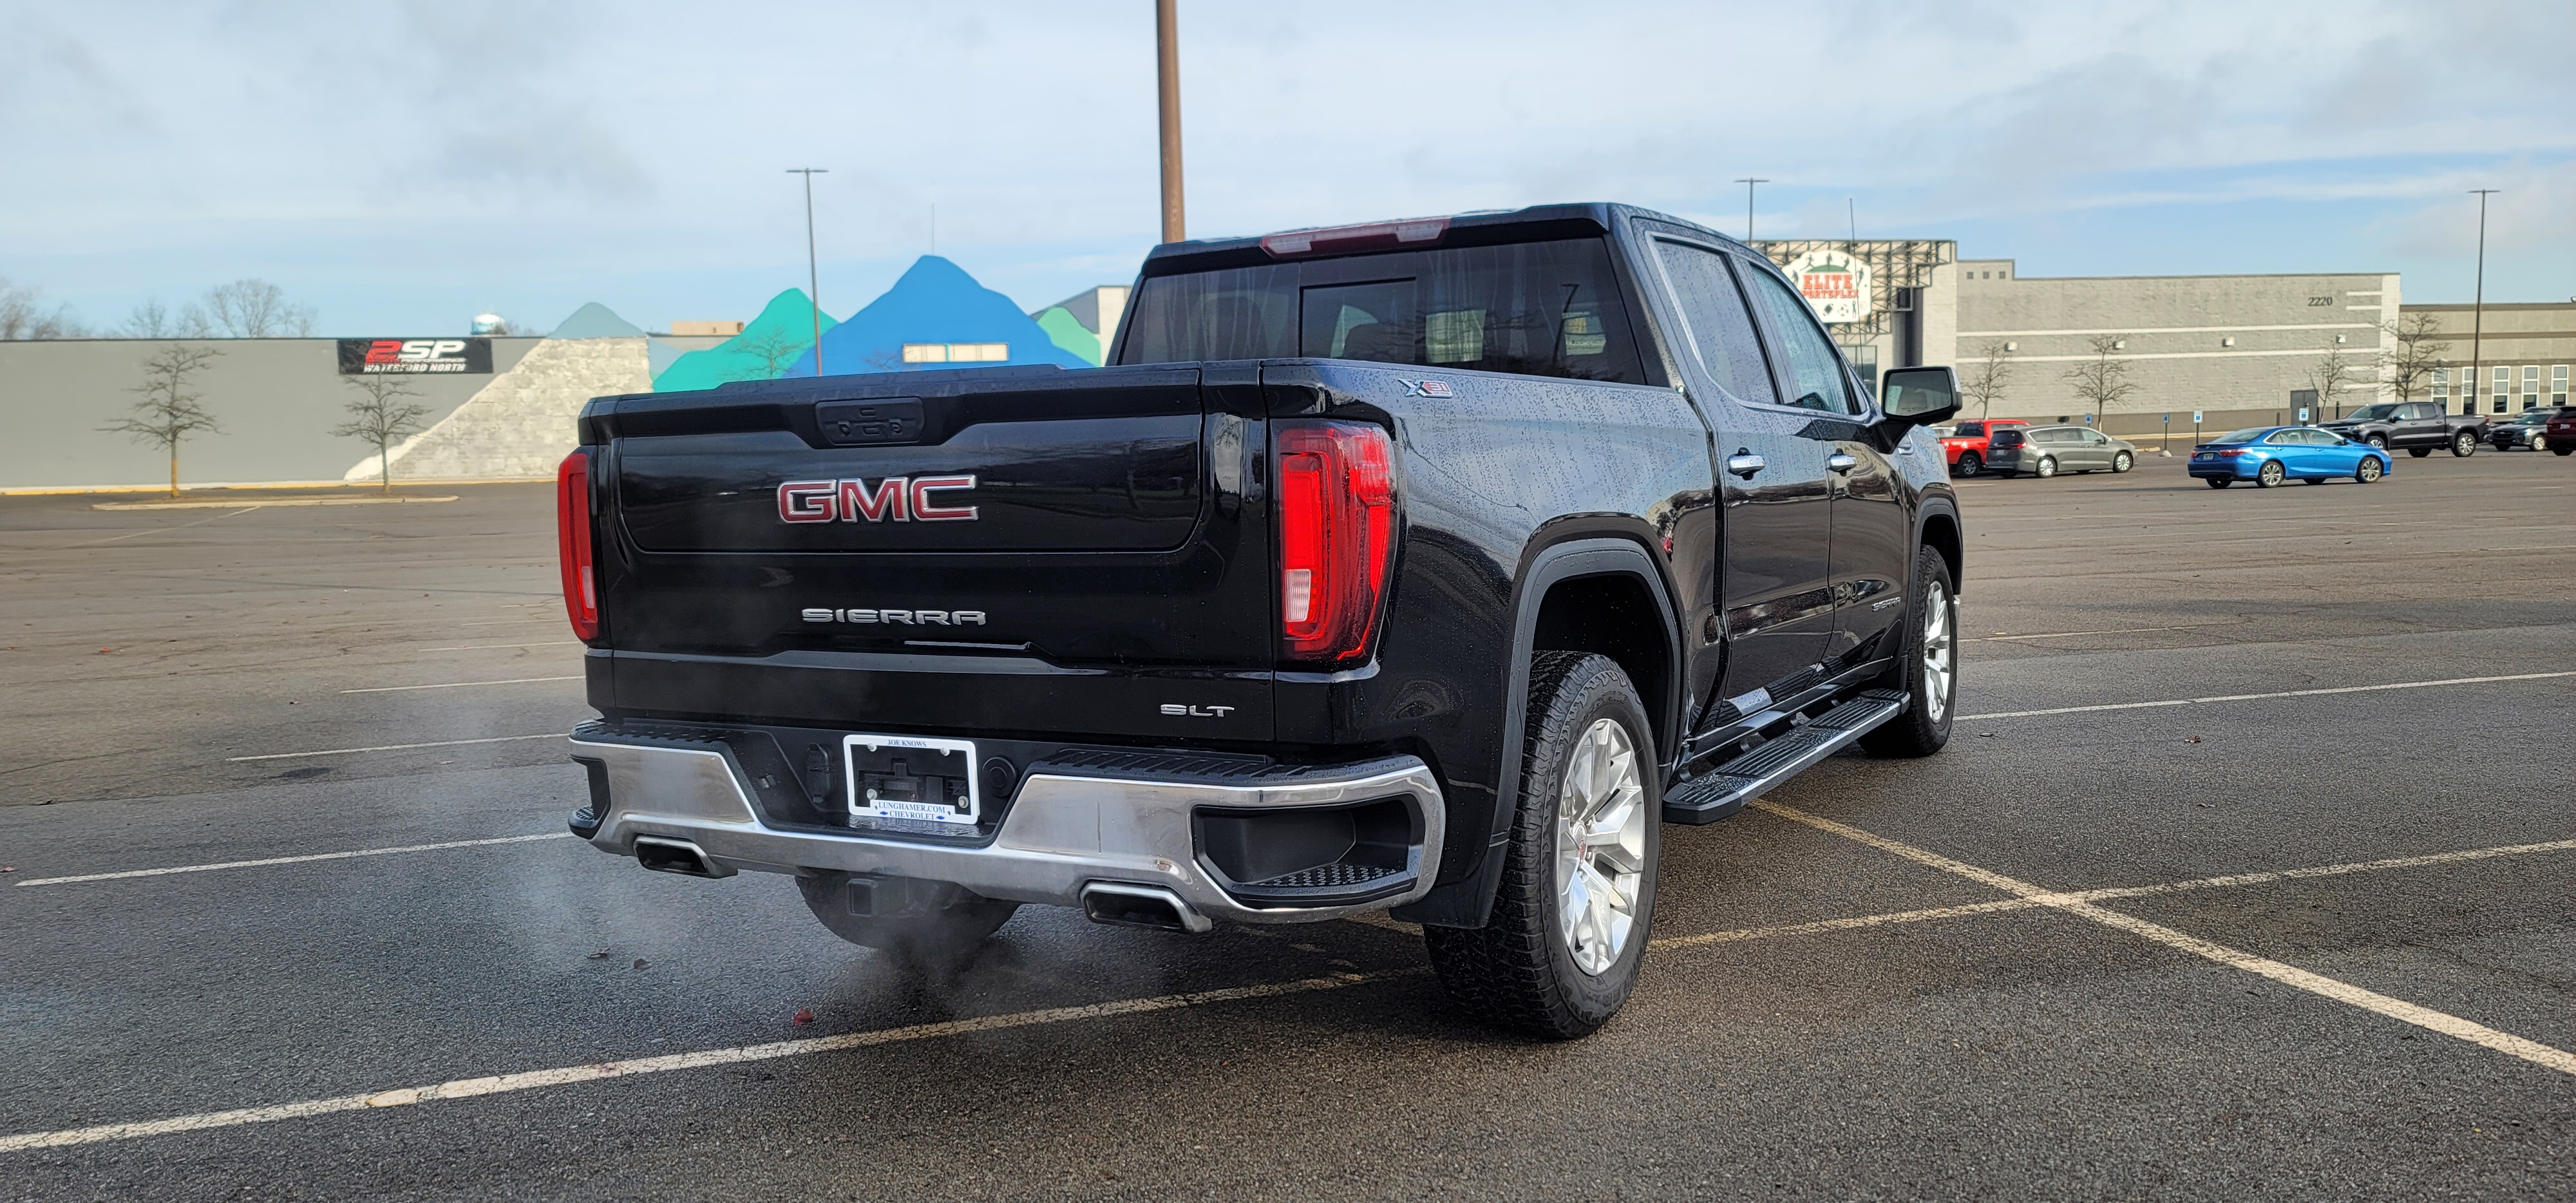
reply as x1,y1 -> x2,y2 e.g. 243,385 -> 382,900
1938,418 -> 2027,477
554,204 -> 1965,1038
2550,407 -> 2576,455
1985,424 -> 2136,478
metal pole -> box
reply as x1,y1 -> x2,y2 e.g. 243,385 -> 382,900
2469,189 -> 2497,417
1734,178 -> 1768,242
1157,0 -> 1186,243
788,167 -> 828,375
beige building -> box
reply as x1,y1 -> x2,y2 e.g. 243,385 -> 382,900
2403,302 -> 2574,417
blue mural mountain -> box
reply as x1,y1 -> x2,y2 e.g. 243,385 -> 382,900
788,256 -> 1089,377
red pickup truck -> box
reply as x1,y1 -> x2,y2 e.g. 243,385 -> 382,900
1939,419 -> 2027,477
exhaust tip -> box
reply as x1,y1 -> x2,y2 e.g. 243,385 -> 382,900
1080,882 -> 1211,933
634,835 -> 735,879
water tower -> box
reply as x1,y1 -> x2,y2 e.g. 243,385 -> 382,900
470,312 -> 507,335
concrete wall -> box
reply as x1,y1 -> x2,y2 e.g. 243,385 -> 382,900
1953,266 -> 2402,426
0,337 -> 539,491
2399,303 -> 2575,415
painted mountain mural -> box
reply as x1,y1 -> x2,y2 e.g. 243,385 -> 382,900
788,256 -> 1090,377
652,289 -> 838,392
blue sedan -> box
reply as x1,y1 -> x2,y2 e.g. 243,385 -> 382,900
2188,426 -> 2393,489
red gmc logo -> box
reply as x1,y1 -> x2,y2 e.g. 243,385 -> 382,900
777,476 -> 978,524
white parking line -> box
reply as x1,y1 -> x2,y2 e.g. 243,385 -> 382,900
12,833 -> 575,887
1959,670 -> 2576,720
339,676 -> 582,694
225,734 -> 564,761
1965,622 -> 2239,643
0,970 -> 1410,1153
417,641 -> 582,652
1750,800 -> 2576,1077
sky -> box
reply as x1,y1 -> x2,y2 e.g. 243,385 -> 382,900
3,0 -> 2570,336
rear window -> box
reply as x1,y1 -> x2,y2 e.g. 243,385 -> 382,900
1989,429 -> 2025,446
2211,428 -> 2268,444
1117,238 -> 1645,383
1955,421 -> 1986,437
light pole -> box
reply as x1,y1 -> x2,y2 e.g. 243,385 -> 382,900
1734,178 -> 1768,242
788,167 -> 828,375
2468,188 -> 2498,417
1157,0 -> 1186,243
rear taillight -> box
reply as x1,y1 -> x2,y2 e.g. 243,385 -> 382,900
556,450 -> 598,642
1276,421 -> 1395,665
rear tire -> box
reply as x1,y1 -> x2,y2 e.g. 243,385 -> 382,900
1425,652 -> 1658,1040
2256,460 -> 2286,488
1955,451 -> 1982,478
2206,478 -> 2231,489
2452,431 -> 2478,457
797,873 -> 1018,971
2408,447 -> 2432,459
2356,457 -> 2383,484
1861,545 -> 1957,759
2555,444 -> 2575,456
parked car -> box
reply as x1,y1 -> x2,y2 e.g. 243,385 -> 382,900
2549,407 -> 2576,455
2494,407 -> 2573,451
2319,401 -> 2486,458
1938,417 -> 2028,477
1984,424 -> 2137,478
2188,426 -> 2392,488
554,202 -> 1968,1039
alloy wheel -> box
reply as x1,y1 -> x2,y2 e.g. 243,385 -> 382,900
1922,580 -> 1955,722
1554,718 -> 1647,977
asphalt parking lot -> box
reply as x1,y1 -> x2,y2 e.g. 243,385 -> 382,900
4,448 -> 2571,1200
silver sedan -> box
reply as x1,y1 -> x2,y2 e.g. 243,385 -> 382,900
1985,425 -> 2139,478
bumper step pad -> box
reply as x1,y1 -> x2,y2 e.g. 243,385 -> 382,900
1660,690 -> 1907,825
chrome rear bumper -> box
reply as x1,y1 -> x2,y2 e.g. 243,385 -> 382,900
567,730 -> 1444,925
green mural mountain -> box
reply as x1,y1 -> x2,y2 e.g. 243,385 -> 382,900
652,289 -> 838,392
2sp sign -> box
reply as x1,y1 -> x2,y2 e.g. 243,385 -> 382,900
337,338 -> 493,375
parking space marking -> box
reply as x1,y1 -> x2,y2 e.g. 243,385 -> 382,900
417,641 -> 582,652
12,833 -> 575,887
1650,898 -> 2043,949
225,733 -> 564,761
0,970 -> 1410,1153
1750,800 -> 2576,1077
1965,622 -> 2239,643
1960,670 -> 2576,720
339,676 -> 582,694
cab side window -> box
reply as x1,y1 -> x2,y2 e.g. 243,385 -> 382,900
1649,240 -> 1777,406
1739,267 -> 1858,415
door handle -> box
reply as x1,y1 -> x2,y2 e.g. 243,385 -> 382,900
1826,453 -> 1859,473
1725,451 -> 1766,478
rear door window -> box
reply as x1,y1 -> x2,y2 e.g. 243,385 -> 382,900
1738,267 -> 1857,415
1649,240 -> 1779,406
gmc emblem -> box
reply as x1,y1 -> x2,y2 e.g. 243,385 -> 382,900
778,476 -> 978,523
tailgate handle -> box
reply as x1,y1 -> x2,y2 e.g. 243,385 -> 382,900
816,399 -> 927,446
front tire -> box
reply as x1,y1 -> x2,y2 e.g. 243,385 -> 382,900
1425,652 -> 1658,1040
2356,457 -> 2384,484
2256,460 -> 2286,488
2409,447 -> 2432,458
2366,433 -> 2388,449
2206,477 -> 2232,488
797,873 -> 1018,971
2453,431 -> 2479,457
2112,451 -> 2134,473
1861,545 -> 1957,758
2036,456 -> 2058,478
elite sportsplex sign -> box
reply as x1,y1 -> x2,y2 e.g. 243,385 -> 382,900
336,338 -> 494,375
1780,251 -> 1873,325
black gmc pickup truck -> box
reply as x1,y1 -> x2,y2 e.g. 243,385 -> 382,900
556,204 -> 1964,1038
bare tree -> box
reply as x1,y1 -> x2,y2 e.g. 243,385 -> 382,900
722,328 -> 803,383
2061,335 -> 2139,426
1962,339 -> 2016,420
103,345 -> 224,496
331,375 -> 433,493
2378,313 -> 2452,409
118,299 -> 178,338
2304,346 -> 2357,421
0,278 -> 86,339
200,279 -> 316,337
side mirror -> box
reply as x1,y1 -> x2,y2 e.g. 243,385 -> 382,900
1879,366 -> 1961,435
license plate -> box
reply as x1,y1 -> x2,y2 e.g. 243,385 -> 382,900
842,734 -> 980,826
